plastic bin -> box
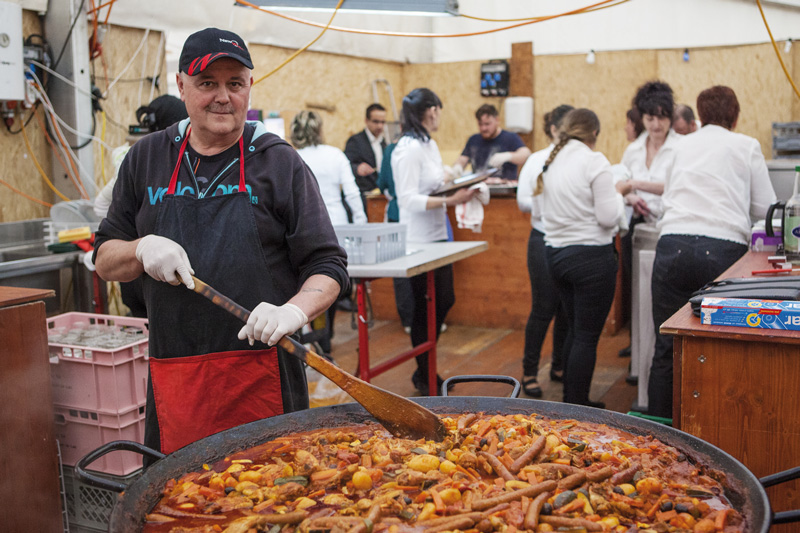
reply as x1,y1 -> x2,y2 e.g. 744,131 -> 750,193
47,312 -> 149,412
54,402 -> 146,475
334,223 -> 407,264
62,465 -> 141,531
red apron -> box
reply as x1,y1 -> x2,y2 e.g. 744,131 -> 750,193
143,128 -> 293,455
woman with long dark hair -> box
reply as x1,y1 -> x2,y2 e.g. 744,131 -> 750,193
535,108 -> 627,407
516,104 -> 573,397
391,88 -> 477,395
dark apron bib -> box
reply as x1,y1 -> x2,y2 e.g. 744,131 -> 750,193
143,130 -> 303,456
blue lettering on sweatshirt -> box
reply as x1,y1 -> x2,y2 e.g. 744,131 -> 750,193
147,182 -> 257,205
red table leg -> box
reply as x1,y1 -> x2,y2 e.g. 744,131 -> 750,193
426,270 -> 438,396
356,280 -> 371,381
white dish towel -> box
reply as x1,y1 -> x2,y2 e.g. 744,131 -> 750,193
455,183 -> 490,233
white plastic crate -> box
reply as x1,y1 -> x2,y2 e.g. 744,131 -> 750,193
47,312 -> 149,413
54,402 -> 146,475
334,223 -> 407,264
62,465 -> 141,531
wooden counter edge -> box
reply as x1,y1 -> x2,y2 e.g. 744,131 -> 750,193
0,286 -> 56,308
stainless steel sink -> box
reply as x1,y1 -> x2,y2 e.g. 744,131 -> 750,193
0,244 -> 52,262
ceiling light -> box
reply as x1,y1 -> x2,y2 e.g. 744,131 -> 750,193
785,38 -> 793,53
249,0 -> 459,16
586,50 -> 595,65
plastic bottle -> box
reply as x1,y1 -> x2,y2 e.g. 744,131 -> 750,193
784,165 -> 800,263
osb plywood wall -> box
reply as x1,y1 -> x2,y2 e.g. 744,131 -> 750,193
91,26 -> 167,193
0,20 -> 165,223
248,45 -> 404,151
0,10 -> 50,223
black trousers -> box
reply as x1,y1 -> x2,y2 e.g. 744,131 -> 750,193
409,264 -> 455,375
548,243 -> 618,405
648,234 -> 747,418
523,229 -> 567,376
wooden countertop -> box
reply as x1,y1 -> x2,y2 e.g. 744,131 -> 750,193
661,251 -> 800,344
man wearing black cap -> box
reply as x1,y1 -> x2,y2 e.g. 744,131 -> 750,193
93,27 -> 349,460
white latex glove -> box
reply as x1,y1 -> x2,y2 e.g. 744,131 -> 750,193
135,235 -> 195,289
82,252 -> 96,272
237,302 -> 309,347
488,152 -> 513,168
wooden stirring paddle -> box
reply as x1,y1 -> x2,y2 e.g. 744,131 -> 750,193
189,275 -> 448,442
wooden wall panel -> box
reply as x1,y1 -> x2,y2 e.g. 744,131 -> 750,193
0,10 -> 50,223
657,43 -> 791,159
533,50 -> 657,163
248,45 -> 404,151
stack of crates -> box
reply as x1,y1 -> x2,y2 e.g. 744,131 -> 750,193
772,122 -> 800,159
47,312 -> 149,532
333,223 -> 407,264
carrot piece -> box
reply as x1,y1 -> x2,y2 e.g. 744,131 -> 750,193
554,499 -> 585,514
456,465 -> 478,481
553,458 -> 571,465
430,487 -> 445,512
477,421 -> 492,438
715,509 -> 730,530
310,469 -> 339,481
656,510 -> 677,521
362,454 -> 373,468
647,494 -> 668,518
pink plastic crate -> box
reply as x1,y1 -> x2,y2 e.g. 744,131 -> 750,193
47,312 -> 149,412
54,402 -> 146,475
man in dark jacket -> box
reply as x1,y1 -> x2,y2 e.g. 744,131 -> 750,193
93,27 -> 349,460
344,103 -> 387,206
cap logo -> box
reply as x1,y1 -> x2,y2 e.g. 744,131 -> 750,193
219,37 -> 245,52
188,52 -> 228,76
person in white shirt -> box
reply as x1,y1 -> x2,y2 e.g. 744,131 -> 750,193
291,110 -> 367,226
619,81 -> 681,359
516,104 -> 573,397
536,108 -> 628,408
648,86 -> 777,419
392,88 -> 477,395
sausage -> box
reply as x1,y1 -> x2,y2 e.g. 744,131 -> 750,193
508,435 -> 546,473
472,480 -> 557,511
423,516 -> 476,533
586,466 -> 614,482
610,462 -> 640,485
478,451 -> 515,482
557,471 -> 587,490
522,490 -> 550,530
539,515 -> 603,531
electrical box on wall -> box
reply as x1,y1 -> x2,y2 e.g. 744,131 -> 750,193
0,1 -> 24,101
480,60 -> 509,97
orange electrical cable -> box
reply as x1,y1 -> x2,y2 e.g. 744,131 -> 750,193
234,0 -> 623,38
42,104 -> 90,199
756,0 -> 800,101
18,111 -> 71,203
253,0 -> 344,85
33,106 -> 76,186
0,178 -> 53,208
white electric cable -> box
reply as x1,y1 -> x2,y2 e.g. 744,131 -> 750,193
30,60 -> 96,100
103,28 -> 150,98
137,29 -> 150,108
148,31 -> 165,104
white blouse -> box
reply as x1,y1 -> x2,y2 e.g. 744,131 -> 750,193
392,135 -> 448,243
296,144 -> 367,226
541,140 -> 625,248
621,129 -> 682,221
517,144 -> 554,232
659,125 -> 776,245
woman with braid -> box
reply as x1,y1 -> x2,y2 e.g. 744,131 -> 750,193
534,108 -> 628,408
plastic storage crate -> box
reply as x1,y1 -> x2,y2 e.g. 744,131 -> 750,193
62,465 -> 141,532
48,312 -> 149,413
54,402 -> 146,475
334,223 -> 407,264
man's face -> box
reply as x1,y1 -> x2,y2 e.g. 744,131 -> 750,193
366,109 -> 386,138
478,114 -> 500,140
672,116 -> 696,135
177,58 -> 252,142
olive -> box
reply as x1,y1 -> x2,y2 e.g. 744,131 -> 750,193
628,491 -> 639,499
553,490 -> 577,509
677,454 -> 687,462
660,501 -> 673,512
404,496 -> 412,505
613,486 -> 625,495
541,503 -> 552,515
224,486 -> 235,495
675,503 -> 691,514
480,438 -> 488,447
583,459 -> 592,467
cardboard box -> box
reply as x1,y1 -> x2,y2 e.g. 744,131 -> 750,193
701,297 -> 800,330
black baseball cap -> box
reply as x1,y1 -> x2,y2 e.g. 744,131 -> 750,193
179,27 -> 253,76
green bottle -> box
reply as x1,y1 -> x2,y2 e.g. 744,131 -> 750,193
784,165 -> 800,263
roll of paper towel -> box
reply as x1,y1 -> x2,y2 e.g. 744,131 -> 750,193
504,96 -> 534,134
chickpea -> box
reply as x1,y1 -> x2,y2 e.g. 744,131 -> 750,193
670,513 -> 697,529
439,488 -> 462,505
636,477 -> 663,495
239,470 -> 262,484
418,502 -> 437,521
618,483 -> 636,495
693,518 -> 716,533
408,454 -> 440,472
439,460 -> 457,475
352,471 -> 373,490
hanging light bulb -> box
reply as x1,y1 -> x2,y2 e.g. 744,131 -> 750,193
586,49 -> 596,65
785,39 -> 793,53
683,48 -> 690,62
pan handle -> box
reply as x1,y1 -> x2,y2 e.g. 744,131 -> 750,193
759,466 -> 800,524
75,440 -> 166,493
441,375 -> 521,398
